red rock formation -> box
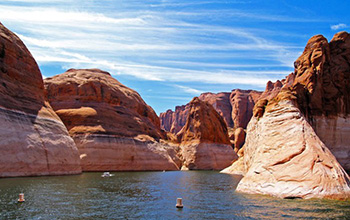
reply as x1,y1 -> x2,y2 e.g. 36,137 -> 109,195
176,97 -> 237,170
234,99 -> 350,199
160,90 -> 262,134
232,127 -> 246,153
45,69 -> 180,171
0,22 -> 81,177
160,104 -> 190,134
199,92 -> 233,127
223,32 -> 350,200
230,90 -> 261,128
291,32 -> 350,171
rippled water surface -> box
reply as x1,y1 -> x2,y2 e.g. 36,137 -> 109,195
0,171 -> 349,219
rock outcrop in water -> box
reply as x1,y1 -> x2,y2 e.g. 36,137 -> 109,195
45,69 -> 180,171
160,90 -> 262,134
176,97 -> 237,170
222,32 -> 350,200
0,23 -> 81,177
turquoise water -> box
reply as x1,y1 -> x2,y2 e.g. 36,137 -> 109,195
0,171 -> 349,219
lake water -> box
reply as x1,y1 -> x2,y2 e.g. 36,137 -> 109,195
0,171 -> 349,219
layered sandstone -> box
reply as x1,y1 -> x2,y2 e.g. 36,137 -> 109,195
160,104 -> 190,134
230,90 -> 261,128
45,69 -> 180,171
0,23 -> 81,177
231,127 -> 246,153
198,92 -> 233,127
223,32 -> 350,199
160,90 -> 262,134
236,99 -> 350,199
177,97 -> 237,170
291,32 -> 350,171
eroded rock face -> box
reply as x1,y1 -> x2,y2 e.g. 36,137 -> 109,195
199,92 -> 233,127
0,23 -> 81,177
223,32 -> 350,200
160,104 -> 190,134
230,90 -> 261,128
291,32 -> 350,171
236,100 -> 350,199
177,97 -> 237,170
232,127 -> 246,153
160,90 -> 262,135
45,69 -> 180,171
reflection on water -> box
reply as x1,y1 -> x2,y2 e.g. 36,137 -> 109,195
0,171 -> 349,219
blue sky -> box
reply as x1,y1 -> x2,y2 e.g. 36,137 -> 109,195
0,0 -> 349,114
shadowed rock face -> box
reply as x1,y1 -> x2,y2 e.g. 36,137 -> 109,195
230,90 -> 262,128
0,22 -> 81,177
160,104 -> 190,134
176,97 -> 237,170
45,69 -> 180,171
160,90 -> 262,134
198,92 -> 233,127
290,32 -> 350,171
231,127 -> 246,153
223,32 -> 350,200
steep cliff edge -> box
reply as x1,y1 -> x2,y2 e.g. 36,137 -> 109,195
0,22 -> 81,177
222,32 -> 350,200
45,69 -> 180,171
176,97 -> 237,170
292,32 -> 350,171
160,90 -> 262,134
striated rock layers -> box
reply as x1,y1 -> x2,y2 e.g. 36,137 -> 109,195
45,69 -> 180,171
177,97 -> 237,170
160,90 -> 262,134
223,32 -> 350,200
0,23 -> 81,177
292,32 -> 350,171
230,90 -> 262,128
160,104 -> 190,134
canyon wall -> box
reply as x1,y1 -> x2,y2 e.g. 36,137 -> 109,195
160,90 -> 262,135
176,97 -> 237,170
0,23 -> 81,177
222,32 -> 350,200
45,69 -> 180,171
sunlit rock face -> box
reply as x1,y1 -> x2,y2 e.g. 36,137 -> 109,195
222,32 -> 350,200
291,32 -> 350,171
160,90 -> 262,135
237,99 -> 350,200
176,97 -> 237,170
45,68 -> 180,171
160,104 -> 190,134
0,23 -> 81,177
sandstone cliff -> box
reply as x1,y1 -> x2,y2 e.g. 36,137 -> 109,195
45,69 -> 180,171
230,90 -> 262,128
176,97 -> 237,170
160,104 -> 190,134
0,23 -> 81,177
222,32 -> 350,200
160,90 -> 262,134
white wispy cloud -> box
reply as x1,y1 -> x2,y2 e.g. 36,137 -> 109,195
0,1 -> 296,89
331,23 -> 348,30
174,85 -> 204,95
0,6 -> 146,26
1,0 -> 71,2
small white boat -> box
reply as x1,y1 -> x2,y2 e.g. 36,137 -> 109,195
101,172 -> 114,177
